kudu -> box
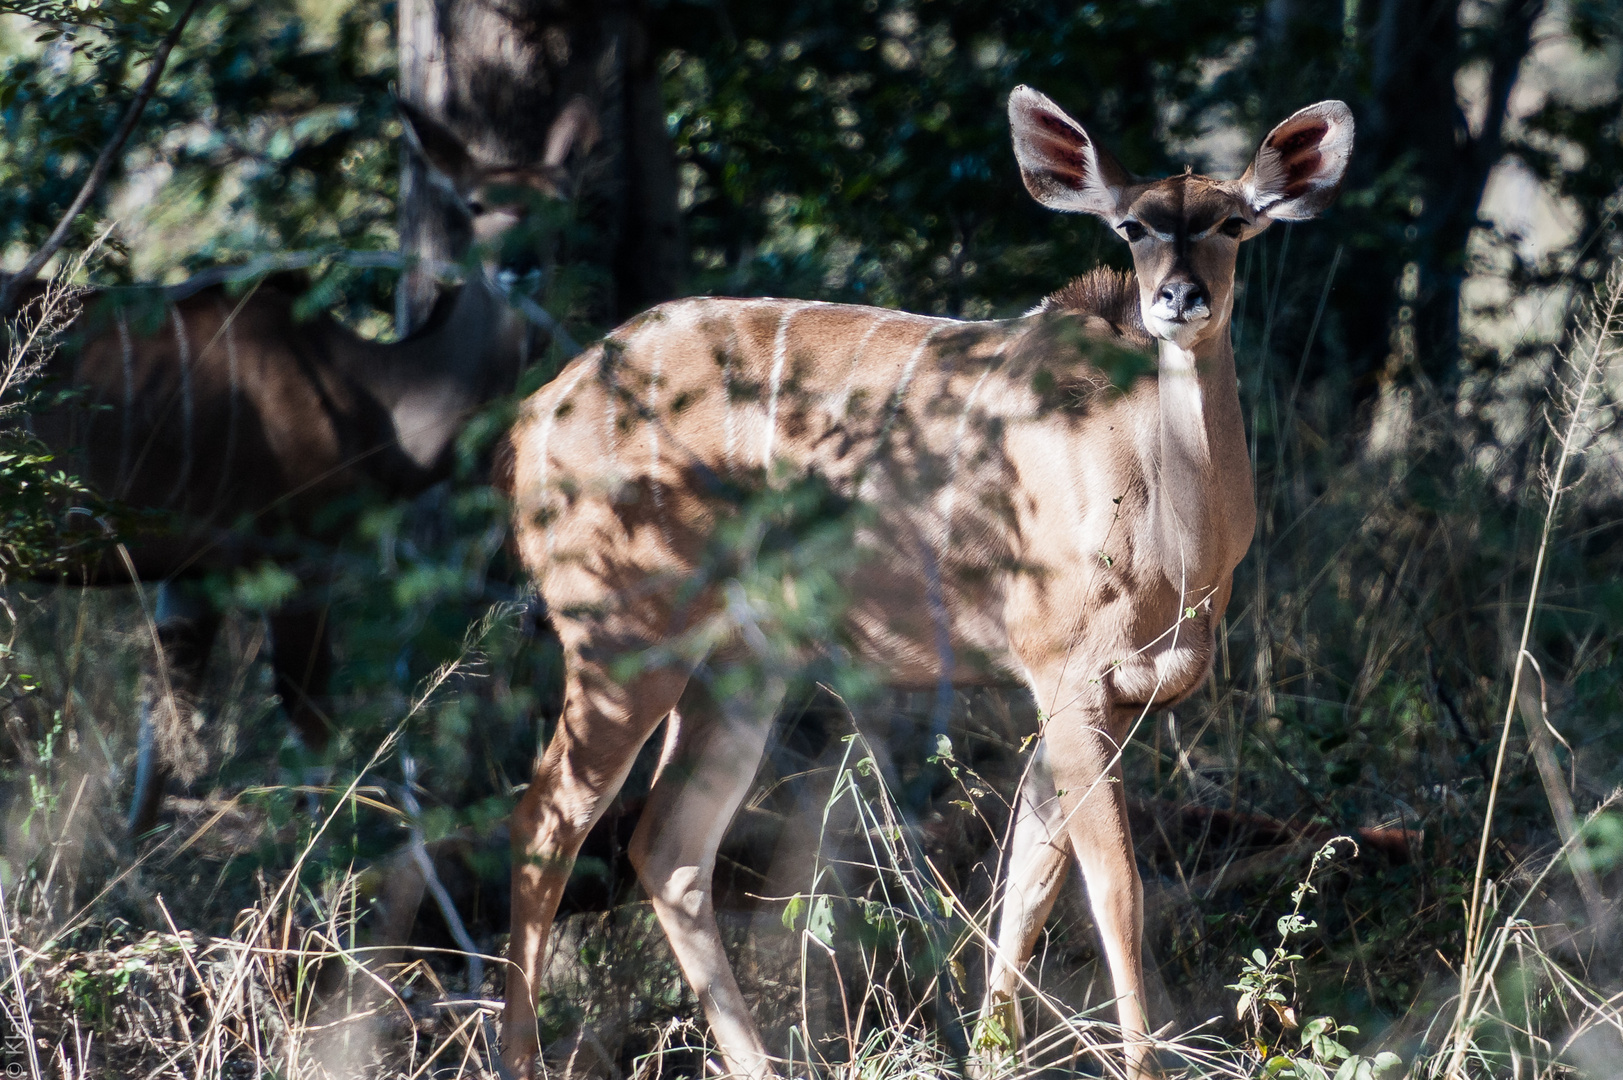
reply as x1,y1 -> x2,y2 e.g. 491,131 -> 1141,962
501,86 -> 1352,1078
9,98 -> 594,834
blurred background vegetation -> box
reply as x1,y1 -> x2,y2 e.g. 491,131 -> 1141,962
2,0 -> 1623,1076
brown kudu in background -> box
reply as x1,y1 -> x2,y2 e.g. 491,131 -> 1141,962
498,86 -> 1351,1079
7,98 -> 594,834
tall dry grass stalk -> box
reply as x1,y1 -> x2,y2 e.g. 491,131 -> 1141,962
1439,261 -> 1623,1078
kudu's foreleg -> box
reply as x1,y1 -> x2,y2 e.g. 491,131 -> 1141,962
1054,703 -> 1150,1076
1003,678 -> 1150,1078
982,743 -> 1072,1047
129,582 -> 220,836
627,674 -> 784,1080
502,662 -> 689,1079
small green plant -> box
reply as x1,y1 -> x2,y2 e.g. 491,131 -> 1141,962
1230,837 -> 1404,1080
20,711 -> 65,842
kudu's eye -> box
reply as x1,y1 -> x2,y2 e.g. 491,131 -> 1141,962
467,199 -> 487,216
1120,220 -> 1146,242
1220,217 -> 1245,238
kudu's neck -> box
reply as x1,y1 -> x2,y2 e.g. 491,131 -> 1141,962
350,264 -> 529,482
1150,312 -> 1256,599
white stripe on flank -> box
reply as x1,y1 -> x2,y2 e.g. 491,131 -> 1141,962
116,310 -> 134,494
539,359 -> 595,560
722,318 -> 741,472
831,312 -> 896,421
647,351 -> 662,470
854,322 -> 947,473
602,345 -> 618,468
761,302 -> 812,469
884,325 -> 942,428
167,308 -> 194,509
215,312 -> 242,515
938,362 -> 996,541
647,347 -> 673,548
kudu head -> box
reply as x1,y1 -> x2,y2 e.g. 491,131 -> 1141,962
397,96 -> 598,273
1009,86 -> 1352,349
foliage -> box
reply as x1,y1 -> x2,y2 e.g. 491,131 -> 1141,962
0,0 -> 400,320
1229,839 -> 1405,1080
656,0 -> 1246,317
0,273 -> 101,582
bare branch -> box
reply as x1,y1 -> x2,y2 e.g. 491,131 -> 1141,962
0,0 -> 207,313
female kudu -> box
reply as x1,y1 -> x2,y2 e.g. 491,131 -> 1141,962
8,99 -> 593,832
501,86 -> 1352,1078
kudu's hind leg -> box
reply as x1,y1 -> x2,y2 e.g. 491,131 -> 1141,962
267,600 -> 335,752
267,600 -> 337,819
502,661 -> 690,1078
129,582 -> 220,836
627,675 -> 784,1080
982,743 -> 1073,1048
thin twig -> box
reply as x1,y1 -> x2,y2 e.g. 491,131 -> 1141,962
1512,651 -> 1607,932
400,749 -> 484,993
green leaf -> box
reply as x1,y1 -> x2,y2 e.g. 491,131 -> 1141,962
1371,1052 -> 1403,1078
781,893 -> 806,931
1262,1055 -> 1297,1077
972,1012 -> 1011,1053
807,894 -> 837,946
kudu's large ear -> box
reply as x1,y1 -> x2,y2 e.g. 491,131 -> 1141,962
1008,85 -> 1131,219
397,97 -> 478,192
1240,101 -> 1354,222
543,96 -> 599,169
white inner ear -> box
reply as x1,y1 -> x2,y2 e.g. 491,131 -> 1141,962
1244,101 -> 1353,221
1008,86 -> 1123,218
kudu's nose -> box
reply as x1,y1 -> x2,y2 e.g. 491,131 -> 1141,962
1157,280 -> 1207,318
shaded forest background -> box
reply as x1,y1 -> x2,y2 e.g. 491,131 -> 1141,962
3,0 -> 1623,1076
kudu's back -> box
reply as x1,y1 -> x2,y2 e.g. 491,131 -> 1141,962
507,280 -> 1155,684
15,279 -> 410,581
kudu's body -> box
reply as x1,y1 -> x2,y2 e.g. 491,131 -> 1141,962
8,99 -> 593,832
22,265 -> 525,579
501,87 -> 1351,1078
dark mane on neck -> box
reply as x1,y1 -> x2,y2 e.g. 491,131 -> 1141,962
1033,267 -> 1153,349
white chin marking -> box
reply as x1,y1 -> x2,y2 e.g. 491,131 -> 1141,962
1145,309 -> 1210,345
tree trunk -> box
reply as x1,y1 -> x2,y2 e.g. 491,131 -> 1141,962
397,0 -> 460,334
1336,0 -> 1541,393
396,0 -> 684,334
